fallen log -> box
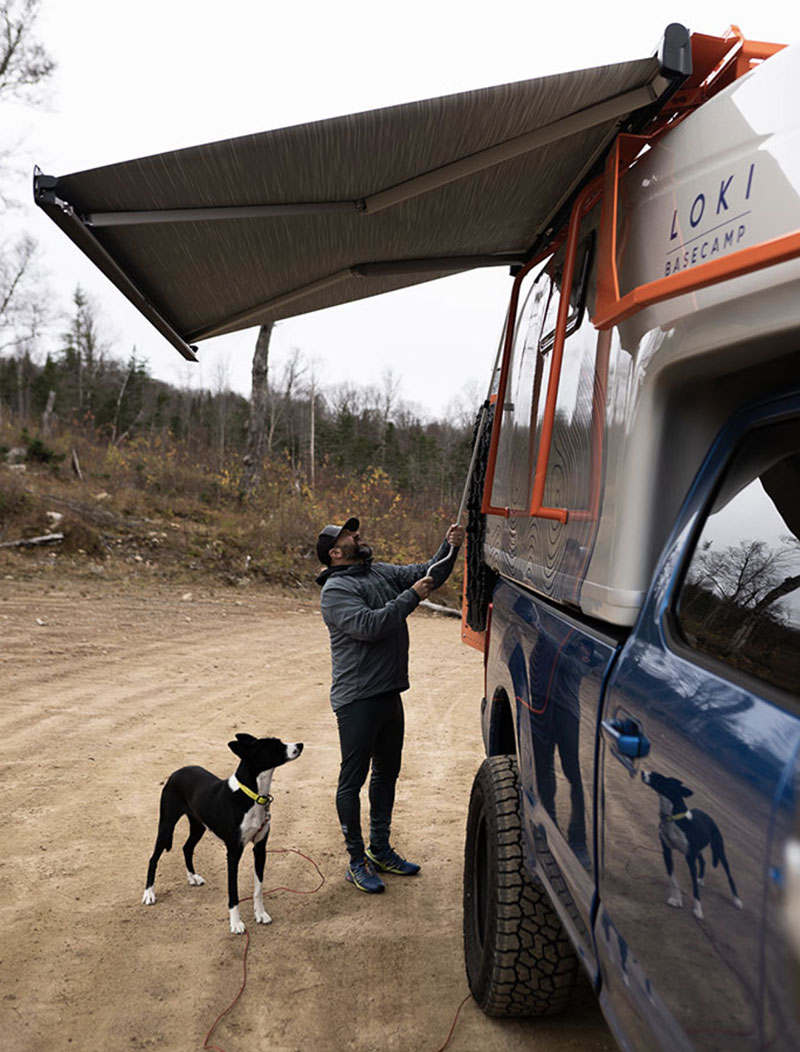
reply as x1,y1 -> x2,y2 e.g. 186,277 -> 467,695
0,532 -> 65,550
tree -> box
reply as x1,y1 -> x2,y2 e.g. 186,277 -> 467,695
240,322 -> 273,498
682,536 -> 800,660
0,0 -> 55,104
0,234 -> 47,422
59,286 -> 107,418
0,0 -> 55,418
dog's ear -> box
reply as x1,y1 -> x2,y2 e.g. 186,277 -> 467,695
681,785 -> 694,798
229,734 -> 255,758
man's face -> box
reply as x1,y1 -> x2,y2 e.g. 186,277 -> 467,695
335,526 -> 361,561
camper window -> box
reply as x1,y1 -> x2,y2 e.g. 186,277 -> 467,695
488,262 -> 558,511
540,233 -> 595,355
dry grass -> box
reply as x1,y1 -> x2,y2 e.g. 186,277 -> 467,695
0,420 -> 464,604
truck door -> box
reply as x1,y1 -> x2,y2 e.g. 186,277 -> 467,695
595,395 -> 800,1051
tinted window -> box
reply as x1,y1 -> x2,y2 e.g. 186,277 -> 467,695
676,417 -> 800,698
489,264 -> 558,511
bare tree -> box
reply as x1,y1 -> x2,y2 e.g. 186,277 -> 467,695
0,233 -> 47,423
213,357 -> 231,468
1,0 -> 56,408
0,0 -> 55,103
240,322 -> 273,499
0,0 -> 55,196
0,233 -> 43,351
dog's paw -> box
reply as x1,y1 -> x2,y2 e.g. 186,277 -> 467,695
733,896 -> 743,909
667,895 -> 683,909
254,907 -> 272,925
693,901 -> 704,920
229,906 -> 246,934
142,887 -> 156,905
186,871 -> 205,887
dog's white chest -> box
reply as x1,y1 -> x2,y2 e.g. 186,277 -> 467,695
660,818 -> 689,854
240,804 -> 271,845
230,770 -> 274,846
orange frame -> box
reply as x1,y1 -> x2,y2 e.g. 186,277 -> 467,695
480,27 -> 799,528
593,135 -> 800,330
481,180 -> 602,522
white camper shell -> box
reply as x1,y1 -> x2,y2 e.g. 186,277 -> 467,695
482,34 -> 800,626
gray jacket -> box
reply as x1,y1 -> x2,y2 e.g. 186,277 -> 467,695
317,540 -> 457,710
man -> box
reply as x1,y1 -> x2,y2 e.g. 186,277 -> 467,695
316,516 -> 464,893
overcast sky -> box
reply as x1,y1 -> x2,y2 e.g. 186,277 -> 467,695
5,0 -> 800,418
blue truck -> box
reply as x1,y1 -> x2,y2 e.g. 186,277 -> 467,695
34,19 -> 800,1051
460,27 -> 800,1051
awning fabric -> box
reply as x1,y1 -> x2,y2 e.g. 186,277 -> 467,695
34,31 -> 689,361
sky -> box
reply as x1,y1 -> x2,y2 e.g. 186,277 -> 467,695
5,0 -> 800,419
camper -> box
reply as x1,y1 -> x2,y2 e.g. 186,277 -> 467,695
35,22 -> 800,1050
460,27 -> 800,1052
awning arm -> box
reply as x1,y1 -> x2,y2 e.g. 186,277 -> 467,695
33,170 -> 199,361
84,201 -> 365,227
364,80 -> 666,215
187,252 -> 525,341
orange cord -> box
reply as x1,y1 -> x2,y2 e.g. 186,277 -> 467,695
201,847 -> 325,1052
199,846 -> 474,1052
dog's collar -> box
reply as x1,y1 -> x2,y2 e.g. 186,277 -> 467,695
666,811 -> 690,822
235,780 -> 272,807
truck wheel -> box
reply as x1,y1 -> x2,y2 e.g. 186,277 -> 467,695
463,754 -> 579,1016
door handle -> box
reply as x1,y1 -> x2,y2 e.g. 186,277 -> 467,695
601,717 -> 651,759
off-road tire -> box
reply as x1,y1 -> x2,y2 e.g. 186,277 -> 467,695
463,754 -> 580,1016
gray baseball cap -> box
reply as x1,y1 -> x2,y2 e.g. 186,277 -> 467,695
316,517 -> 359,566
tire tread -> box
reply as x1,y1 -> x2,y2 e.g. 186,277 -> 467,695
463,755 -> 580,1017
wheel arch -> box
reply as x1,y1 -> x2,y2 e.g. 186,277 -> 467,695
487,687 -> 516,757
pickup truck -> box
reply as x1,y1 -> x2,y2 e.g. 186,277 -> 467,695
461,27 -> 800,1052
34,18 -> 800,1052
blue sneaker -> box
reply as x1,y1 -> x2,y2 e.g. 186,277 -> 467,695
366,846 -> 421,876
346,857 -> 385,893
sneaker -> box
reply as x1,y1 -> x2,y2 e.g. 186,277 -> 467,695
345,857 -> 385,893
365,846 -> 421,876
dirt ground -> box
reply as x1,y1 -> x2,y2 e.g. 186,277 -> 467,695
1,566 -> 613,1052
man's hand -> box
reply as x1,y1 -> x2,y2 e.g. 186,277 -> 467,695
412,575 -> 435,599
446,524 -> 465,547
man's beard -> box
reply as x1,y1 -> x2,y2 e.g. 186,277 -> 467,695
354,543 -> 373,563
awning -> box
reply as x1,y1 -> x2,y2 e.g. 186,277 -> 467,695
34,25 -> 691,361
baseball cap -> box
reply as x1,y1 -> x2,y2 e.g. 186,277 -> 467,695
316,517 -> 359,566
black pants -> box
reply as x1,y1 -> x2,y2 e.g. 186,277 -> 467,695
533,706 -> 586,849
335,691 -> 404,862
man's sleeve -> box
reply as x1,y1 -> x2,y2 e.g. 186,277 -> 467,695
321,579 -> 420,641
386,539 -> 460,591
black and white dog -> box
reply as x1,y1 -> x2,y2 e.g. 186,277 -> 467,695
142,734 -> 303,934
641,770 -> 742,920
